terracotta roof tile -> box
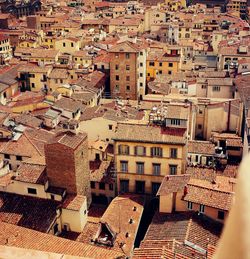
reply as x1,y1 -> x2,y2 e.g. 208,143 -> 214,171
15,162 -> 46,184
188,141 -> 215,155
97,195 -> 145,256
114,123 -> 186,145
0,222 -> 124,258
184,183 -> 234,211
47,131 -> 87,150
0,192 -> 59,232
157,175 -> 190,196
62,195 -> 86,211
136,211 -> 222,259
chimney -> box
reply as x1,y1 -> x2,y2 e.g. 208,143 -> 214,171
184,185 -> 188,196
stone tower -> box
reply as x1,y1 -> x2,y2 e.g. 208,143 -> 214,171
45,131 -> 91,205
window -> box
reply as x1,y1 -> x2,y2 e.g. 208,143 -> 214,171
120,179 -> 129,193
71,42 -> 74,47
151,147 -> 162,157
152,182 -> 161,195
198,124 -> 202,130
159,62 -> 162,67
169,165 -> 177,175
153,163 -> 161,175
168,71 -> 172,75
115,64 -> 119,70
91,181 -> 95,189
135,180 -> 145,194
125,53 -> 130,59
140,62 -> 143,67
53,224 -> 59,234
187,201 -> 193,210
126,76 -> 130,81
168,63 -> 173,67
120,161 -> 128,172
126,65 -> 130,70
99,182 -> 105,190
140,73 -> 143,77
4,154 -> 10,159
31,83 -> 35,88
136,162 -> 144,174
126,85 -> 130,91
63,42 -> 66,47
115,75 -> 119,81
16,155 -> 22,161
159,70 -> 162,75
140,51 -> 143,56
149,61 -> 155,66
27,187 -> 37,195
199,204 -> 205,213
115,85 -> 119,92
213,86 -> 220,92
108,124 -> 113,130
118,145 -> 130,155
134,146 -> 146,156
170,148 -> 177,158
170,119 -> 181,126
109,184 -> 114,191
218,210 -> 225,220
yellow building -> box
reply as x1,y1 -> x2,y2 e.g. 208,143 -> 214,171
114,123 -> 187,195
72,50 -> 93,69
165,0 -> 186,11
48,68 -> 70,92
18,64 -> 52,92
55,37 -> 81,54
42,35 -> 56,49
14,48 -> 59,64
19,39 -> 38,48
178,23 -> 193,41
227,0 -> 248,20
146,49 -> 180,82
109,16 -> 145,34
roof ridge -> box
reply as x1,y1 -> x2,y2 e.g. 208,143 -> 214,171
21,131 -> 43,156
187,182 -> 234,194
185,218 -> 192,241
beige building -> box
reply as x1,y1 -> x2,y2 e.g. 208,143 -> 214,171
157,174 -> 235,223
0,34 -> 12,61
114,123 -> 187,195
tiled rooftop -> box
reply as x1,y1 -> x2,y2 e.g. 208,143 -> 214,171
0,192 -> 59,232
114,123 -> 186,144
0,222 -> 124,258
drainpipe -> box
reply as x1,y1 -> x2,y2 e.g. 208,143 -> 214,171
227,100 -> 231,132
